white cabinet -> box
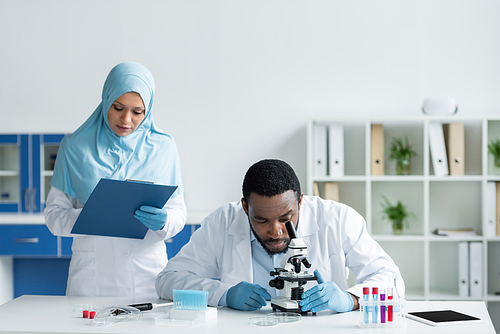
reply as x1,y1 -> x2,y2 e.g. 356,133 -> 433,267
306,117 -> 500,308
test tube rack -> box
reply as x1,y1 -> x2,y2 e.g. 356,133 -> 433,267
359,297 -> 406,328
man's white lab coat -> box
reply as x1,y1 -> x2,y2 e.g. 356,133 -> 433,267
156,196 -> 405,306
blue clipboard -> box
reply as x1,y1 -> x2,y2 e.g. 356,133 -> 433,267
71,178 -> 178,239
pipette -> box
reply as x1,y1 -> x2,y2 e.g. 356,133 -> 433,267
128,302 -> 173,311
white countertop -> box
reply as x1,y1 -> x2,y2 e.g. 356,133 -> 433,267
0,295 -> 495,334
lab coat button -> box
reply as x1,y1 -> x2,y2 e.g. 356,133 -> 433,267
124,251 -> 131,256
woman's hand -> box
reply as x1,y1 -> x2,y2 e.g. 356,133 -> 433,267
134,205 -> 168,231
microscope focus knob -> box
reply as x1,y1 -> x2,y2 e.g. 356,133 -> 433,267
269,278 -> 285,290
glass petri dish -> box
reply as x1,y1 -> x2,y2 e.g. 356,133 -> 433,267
248,316 -> 279,327
266,312 -> 301,323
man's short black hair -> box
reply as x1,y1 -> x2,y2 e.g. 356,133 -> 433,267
242,159 -> 301,203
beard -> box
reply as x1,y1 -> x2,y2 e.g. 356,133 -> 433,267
249,217 -> 299,257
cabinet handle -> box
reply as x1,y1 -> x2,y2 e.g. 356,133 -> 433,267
14,238 -> 39,244
24,188 -> 29,211
31,188 -> 37,211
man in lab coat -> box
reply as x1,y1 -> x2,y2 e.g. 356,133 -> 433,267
156,159 -> 404,312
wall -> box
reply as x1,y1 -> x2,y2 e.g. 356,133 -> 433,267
1,0 -> 499,214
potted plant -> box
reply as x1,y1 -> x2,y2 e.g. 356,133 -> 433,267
380,195 -> 416,235
488,138 -> 500,174
389,137 -> 417,175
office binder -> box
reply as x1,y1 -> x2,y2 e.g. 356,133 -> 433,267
324,182 -> 339,202
469,242 -> 483,297
458,241 -> 469,297
485,182 -> 497,237
71,178 -> 178,239
497,182 -> 500,236
313,123 -> 328,177
443,123 -> 465,176
371,124 -> 384,176
313,182 -> 320,197
429,122 -> 449,176
328,124 -> 344,176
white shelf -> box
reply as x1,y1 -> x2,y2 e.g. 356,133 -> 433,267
0,171 -> 18,177
306,117 -> 500,305
373,235 -> 424,242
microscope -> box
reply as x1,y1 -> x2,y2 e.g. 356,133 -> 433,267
269,221 -> 317,314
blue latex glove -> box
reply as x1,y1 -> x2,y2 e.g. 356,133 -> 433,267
226,281 -> 271,311
300,270 -> 354,313
134,205 -> 168,231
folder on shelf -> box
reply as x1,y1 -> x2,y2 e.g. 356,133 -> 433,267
458,241 -> 469,297
434,228 -> 476,236
313,123 -> 328,178
324,182 -> 339,202
497,182 -> 500,236
429,122 -> 449,176
313,182 -> 320,196
371,124 -> 384,176
328,124 -> 344,176
443,123 -> 465,176
485,182 -> 497,237
469,242 -> 483,298
71,178 -> 178,239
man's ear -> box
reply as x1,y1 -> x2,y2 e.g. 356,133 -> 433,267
242,198 -> 249,216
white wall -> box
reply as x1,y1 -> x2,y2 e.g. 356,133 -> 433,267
1,0 -> 499,213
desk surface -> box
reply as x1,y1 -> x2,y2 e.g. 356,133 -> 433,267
0,295 -> 495,334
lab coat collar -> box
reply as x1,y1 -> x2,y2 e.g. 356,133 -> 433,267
227,203 -> 254,281
297,198 -> 320,237
227,202 -> 250,237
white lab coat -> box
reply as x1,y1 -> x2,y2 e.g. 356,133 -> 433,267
156,196 -> 404,307
44,186 -> 187,299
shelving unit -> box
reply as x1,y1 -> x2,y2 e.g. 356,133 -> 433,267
306,117 -> 500,318
0,134 -> 65,213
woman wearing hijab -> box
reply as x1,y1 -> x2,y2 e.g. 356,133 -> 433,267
44,62 -> 186,298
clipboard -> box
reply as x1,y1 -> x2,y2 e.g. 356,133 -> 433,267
71,178 -> 178,239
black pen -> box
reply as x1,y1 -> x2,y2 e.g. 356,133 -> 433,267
128,302 -> 173,311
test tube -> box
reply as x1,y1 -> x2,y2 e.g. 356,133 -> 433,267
380,288 -> 386,323
387,284 -> 393,322
363,287 -> 370,324
372,287 -> 378,324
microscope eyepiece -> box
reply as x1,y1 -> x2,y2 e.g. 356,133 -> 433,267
285,221 -> 297,239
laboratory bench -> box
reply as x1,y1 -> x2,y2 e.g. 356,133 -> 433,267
0,296 -> 495,333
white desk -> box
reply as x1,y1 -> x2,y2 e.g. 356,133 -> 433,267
0,295 -> 495,334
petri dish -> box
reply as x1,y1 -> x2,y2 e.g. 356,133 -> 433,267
266,312 -> 301,323
248,316 -> 279,327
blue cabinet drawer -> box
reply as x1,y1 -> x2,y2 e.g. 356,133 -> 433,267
0,225 -> 57,256
61,236 -> 73,256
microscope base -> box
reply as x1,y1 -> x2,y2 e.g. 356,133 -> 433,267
270,297 -> 316,316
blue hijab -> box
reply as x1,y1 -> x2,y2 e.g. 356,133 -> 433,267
51,62 -> 183,205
